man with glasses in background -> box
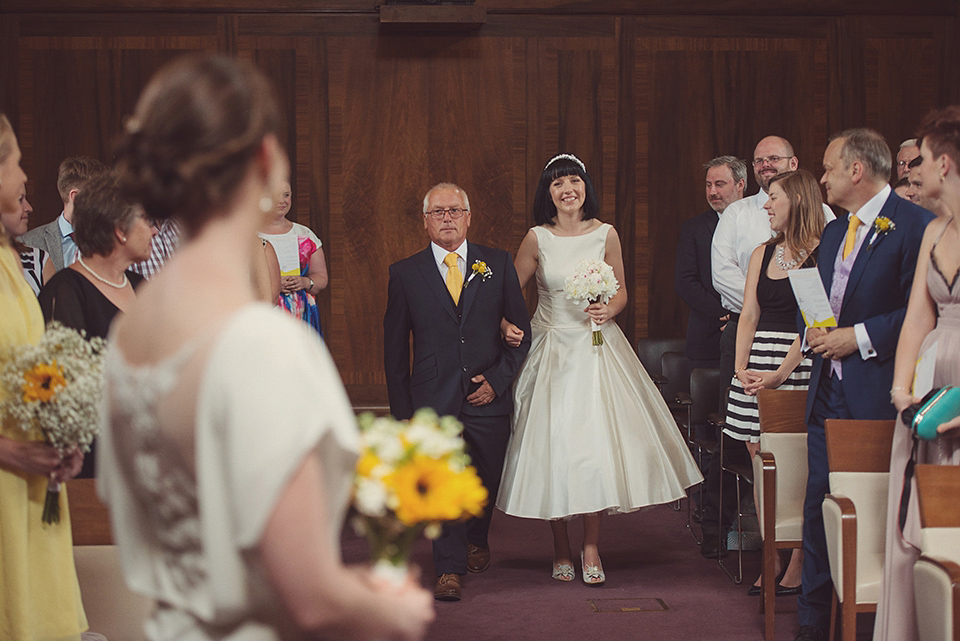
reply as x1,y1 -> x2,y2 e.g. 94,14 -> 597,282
384,182 -> 531,602
701,136 -> 835,558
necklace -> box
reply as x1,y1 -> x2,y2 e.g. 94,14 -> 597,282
776,245 -> 808,270
77,256 -> 128,289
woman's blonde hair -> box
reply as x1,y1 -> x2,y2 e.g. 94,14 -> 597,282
766,169 -> 826,256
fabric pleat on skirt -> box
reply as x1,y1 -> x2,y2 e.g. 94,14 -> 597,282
723,329 -> 811,443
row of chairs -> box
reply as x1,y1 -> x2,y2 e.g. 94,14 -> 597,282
637,337 -> 959,641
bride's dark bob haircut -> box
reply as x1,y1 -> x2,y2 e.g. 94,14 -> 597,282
533,154 -> 600,226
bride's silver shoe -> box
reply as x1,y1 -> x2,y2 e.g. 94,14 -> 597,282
581,551 -> 605,586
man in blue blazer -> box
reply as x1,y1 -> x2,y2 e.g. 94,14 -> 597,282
794,130 -> 934,641
384,183 -> 531,602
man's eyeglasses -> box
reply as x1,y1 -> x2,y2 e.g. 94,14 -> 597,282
752,155 -> 790,167
426,208 -> 468,220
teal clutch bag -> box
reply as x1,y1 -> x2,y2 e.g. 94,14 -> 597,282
911,386 -> 960,440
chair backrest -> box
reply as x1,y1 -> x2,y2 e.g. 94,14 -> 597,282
689,367 -> 720,425
660,351 -> 691,401
757,389 -> 808,434
913,556 -> 959,641
755,389 -> 809,541
67,478 -> 114,546
636,337 -> 686,377
824,419 -> 895,474
916,464 -> 960,562
74,545 -> 153,641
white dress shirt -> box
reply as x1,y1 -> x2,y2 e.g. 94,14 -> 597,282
431,240 -> 467,281
57,212 -> 79,267
711,190 -> 836,314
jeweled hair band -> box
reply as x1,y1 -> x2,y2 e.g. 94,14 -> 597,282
544,154 -> 586,173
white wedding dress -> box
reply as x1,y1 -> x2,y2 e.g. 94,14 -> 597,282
497,223 -> 702,520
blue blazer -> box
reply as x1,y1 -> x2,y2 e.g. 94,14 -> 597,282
384,242 -> 531,420
805,192 -> 934,422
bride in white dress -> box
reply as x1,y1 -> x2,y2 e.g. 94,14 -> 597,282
497,154 -> 702,585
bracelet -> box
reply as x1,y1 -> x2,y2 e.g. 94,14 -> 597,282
734,367 -> 746,375
890,386 -> 909,397
307,277 -> 314,292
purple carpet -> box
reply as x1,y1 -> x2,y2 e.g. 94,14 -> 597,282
341,501 -> 878,640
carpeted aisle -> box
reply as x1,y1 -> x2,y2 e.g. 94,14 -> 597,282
340,500 -> 863,641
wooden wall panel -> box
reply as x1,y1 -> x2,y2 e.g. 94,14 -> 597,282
637,36 -> 828,338
0,2 -> 956,406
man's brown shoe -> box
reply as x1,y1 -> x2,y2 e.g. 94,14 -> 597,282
466,544 -> 490,573
434,573 -> 462,601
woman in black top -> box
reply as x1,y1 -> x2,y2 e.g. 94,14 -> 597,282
722,169 -> 826,594
39,171 -> 154,476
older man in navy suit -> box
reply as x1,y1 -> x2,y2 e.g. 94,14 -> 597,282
793,130 -> 934,641
384,182 -> 531,602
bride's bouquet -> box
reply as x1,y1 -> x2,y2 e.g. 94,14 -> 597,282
352,408 -> 487,582
0,323 -> 107,523
564,259 -> 620,346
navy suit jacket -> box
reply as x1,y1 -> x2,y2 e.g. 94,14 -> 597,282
805,192 -> 934,423
383,242 -> 532,421
675,210 -> 725,362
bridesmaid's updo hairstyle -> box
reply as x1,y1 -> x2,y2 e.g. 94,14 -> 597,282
114,54 -> 281,234
917,105 -> 960,169
533,153 -> 599,226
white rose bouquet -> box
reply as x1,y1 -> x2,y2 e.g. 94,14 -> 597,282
564,258 -> 620,346
353,408 -> 487,582
0,323 -> 107,523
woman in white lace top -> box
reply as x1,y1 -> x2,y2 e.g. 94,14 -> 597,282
101,54 -> 433,641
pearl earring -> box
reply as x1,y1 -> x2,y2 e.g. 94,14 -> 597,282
121,236 -> 127,243
259,193 -> 274,213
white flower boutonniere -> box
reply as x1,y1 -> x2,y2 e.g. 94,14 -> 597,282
463,260 -> 493,288
868,216 -> 896,248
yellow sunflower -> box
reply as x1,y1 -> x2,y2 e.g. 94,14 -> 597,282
22,361 -> 66,403
356,450 -> 381,479
385,456 -> 488,525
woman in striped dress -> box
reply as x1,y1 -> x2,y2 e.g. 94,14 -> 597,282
723,169 -> 825,595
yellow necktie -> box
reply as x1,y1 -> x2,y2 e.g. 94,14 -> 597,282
842,215 -> 862,260
444,252 -> 462,304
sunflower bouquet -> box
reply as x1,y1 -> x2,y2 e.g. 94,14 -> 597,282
353,408 -> 487,582
0,323 -> 107,523
564,258 -> 620,346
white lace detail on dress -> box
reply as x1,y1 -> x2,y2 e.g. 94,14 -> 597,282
106,346 -> 206,593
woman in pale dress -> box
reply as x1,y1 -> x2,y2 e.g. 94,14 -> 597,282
103,55 -> 432,641
497,154 -> 702,585
874,105 -> 960,641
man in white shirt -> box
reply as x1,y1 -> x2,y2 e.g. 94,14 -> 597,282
19,157 -> 105,271
700,136 -> 834,558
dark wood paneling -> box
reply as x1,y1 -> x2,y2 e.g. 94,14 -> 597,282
1,2 -> 956,405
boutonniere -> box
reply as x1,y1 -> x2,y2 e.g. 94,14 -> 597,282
868,216 -> 896,248
463,260 -> 493,288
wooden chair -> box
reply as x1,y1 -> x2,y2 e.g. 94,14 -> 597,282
67,478 -> 153,641
822,418 -> 896,641
914,464 -> 960,641
754,389 -> 808,641
636,337 -> 685,393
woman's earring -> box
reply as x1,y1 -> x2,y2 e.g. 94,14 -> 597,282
259,192 -> 274,213
121,236 -> 127,243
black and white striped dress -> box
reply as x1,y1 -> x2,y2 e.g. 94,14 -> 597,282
18,245 -> 47,296
723,244 -> 815,442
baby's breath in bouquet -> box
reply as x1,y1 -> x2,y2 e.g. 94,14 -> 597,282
564,258 -> 620,346
353,408 -> 487,582
0,323 -> 107,524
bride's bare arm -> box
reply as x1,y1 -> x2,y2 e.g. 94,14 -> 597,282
259,454 -> 434,641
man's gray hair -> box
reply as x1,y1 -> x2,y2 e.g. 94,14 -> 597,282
831,128 -> 893,182
899,138 -> 918,150
423,182 -> 471,213
703,155 -> 748,186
